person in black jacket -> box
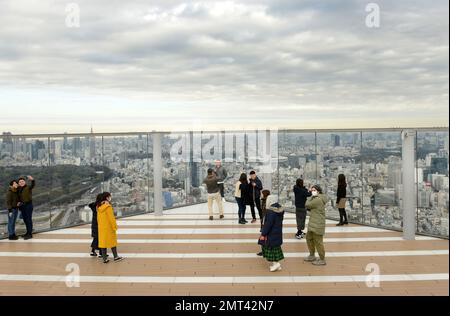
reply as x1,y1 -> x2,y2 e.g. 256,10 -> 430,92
6,180 -> 20,240
336,174 -> 348,226
293,178 -> 312,239
88,193 -> 104,257
259,197 -> 284,272
18,176 -> 35,240
249,171 -> 263,224
239,174 -> 253,223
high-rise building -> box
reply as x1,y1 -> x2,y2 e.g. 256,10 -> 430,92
73,138 -> 82,157
89,127 -> 96,161
331,134 -> 341,147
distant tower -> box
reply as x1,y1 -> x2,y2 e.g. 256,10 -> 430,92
89,126 -> 96,161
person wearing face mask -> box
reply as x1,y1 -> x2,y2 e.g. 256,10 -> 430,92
18,176 -> 35,240
304,185 -> 329,266
97,192 -> 124,263
6,180 -> 21,240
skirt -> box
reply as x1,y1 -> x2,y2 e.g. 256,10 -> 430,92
337,198 -> 347,209
262,246 -> 284,262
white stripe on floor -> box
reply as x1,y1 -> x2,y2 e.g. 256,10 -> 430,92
0,273 -> 447,284
41,226 -> 391,235
115,219 -> 338,226
0,250 -> 448,259
0,236 -> 439,244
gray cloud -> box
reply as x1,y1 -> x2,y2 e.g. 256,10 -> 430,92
0,0 -> 448,133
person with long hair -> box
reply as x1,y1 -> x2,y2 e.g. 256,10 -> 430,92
293,178 -> 312,239
235,173 -> 248,224
88,193 -> 104,257
97,192 -> 124,263
336,174 -> 348,226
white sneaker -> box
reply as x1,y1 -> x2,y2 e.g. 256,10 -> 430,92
269,262 -> 282,272
222,198 -> 226,202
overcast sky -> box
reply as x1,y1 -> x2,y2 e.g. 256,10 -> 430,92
0,0 -> 448,133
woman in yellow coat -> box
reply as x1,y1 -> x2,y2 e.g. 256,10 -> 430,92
97,192 -> 124,263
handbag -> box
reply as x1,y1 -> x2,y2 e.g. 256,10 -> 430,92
257,236 -> 267,246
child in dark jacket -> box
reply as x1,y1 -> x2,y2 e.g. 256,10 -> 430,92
259,197 -> 285,272
88,194 -> 104,257
257,190 -> 271,256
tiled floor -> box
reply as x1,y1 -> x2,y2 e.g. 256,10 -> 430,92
0,202 -> 448,296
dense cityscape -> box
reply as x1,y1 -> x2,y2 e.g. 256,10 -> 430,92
0,130 -> 448,238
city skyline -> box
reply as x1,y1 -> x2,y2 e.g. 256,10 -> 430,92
1,130 -> 448,238
0,0 -> 449,133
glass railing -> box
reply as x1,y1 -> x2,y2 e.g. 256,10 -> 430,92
0,128 -> 448,239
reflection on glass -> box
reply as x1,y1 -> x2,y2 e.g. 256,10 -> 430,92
315,132 -> 363,222
277,132 -> 316,211
103,135 -> 150,216
362,132 -> 402,230
416,131 -> 449,237
48,136 -> 105,228
0,137 -> 51,237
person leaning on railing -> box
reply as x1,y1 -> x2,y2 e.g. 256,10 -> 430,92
304,185 -> 329,266
18,176 -> 35,240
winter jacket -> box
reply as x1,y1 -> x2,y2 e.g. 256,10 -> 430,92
249,177 -> 263,200
89,202 -> 98,238
214,166 -> 228,181
97,202 -> 118,248
203,174 -> 220,194
293,185 -> 312,209
261,203 -> 284,247
305,194 -> 328,236
6,188 -> 20,211
239,182 -> 253,205
18,180 -> 35,204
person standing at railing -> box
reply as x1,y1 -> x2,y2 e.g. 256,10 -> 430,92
203,169 -> 225,220
304,185 -> 328,266
235,173 -> 248,224
88,193 -> 104,258
214,160 -> 228,202
249,171 -> 263,224
293,178 -> 312,240
336,174 -> 348,226
18,176 -> 35,240
6,180 -> 20,240
97,192 -> 124,263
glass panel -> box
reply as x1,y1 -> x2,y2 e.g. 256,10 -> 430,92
277,131 -> 317,211
362,132 -> 402,230
0,136 -> 51,237
48,135 -> 105,229
316,132 -> 363,223
102,135 -> 150,217
416,131 -> 449,237
162,133 -> 189,208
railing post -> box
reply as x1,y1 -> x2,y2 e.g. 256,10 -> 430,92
402,130 -> 416,240
153,132 -> 163,216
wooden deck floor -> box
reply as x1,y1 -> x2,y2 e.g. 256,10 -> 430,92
0,203 -> 448,296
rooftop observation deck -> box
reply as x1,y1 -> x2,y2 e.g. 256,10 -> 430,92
0,202 -> 448,296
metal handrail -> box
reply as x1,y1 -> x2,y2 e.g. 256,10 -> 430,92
0,127 -> 448,139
